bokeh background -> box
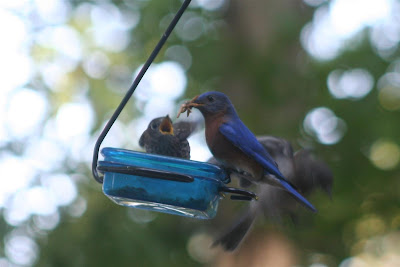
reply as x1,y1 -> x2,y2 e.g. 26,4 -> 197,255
1,0 -> 400,266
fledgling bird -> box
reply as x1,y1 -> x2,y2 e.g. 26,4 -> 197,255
139,115 -> 199,159
210,136 -> 333,251
177,91 -> 316,212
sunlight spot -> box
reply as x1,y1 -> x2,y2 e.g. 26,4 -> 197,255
0,1 -> 30,9
379,85 -> 400,111
301,0 -> 396,61
300,7 -> 343,61
34,0 -> 71,24
176,16 -> 205,41
4,191 -> 31,226
369,17 -> 400,58
328,69 -> 374,99
67,197 -> 87,218
303,0 -> 327,7
24,138 -> 65,171
330,0 -> 390,38
5,88 -> 47,139
0,155 -> 36,208
0,9 -> 32,93
304,107 -> 346,145
89,3 -> 132,52
0,9 -> 29,52
127,209 -> 157,224
310,264 -> 328,267
1,52 -> 33,93
134,61 -> 187,102
82,51 -> 110,79
195,0 -> 226,11
0,95 -> 9,143
377,73 -> 400,111
369,140 -> 400,170
339,257 -> 367,267
188,131 -> 213,162
187,232 -> 217,263
55,101 -> 94,142
33,213 -> 60,231
106,65 -> 134,93
38,61 -> 70,90
93,121 -> 127,152
36,25 -> 82,63
341,232 -> 400,267
382,232 -> 400,254
355,215 -> 386,239
143,99 -> 175,120
165,45 -> 192,70
5,234 -> 38,266
43,174 -> 77,206
26,186 -> 57,216
128,117 -> 150,148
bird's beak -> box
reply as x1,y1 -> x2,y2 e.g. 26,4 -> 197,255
177,95 -> 204,118
187,95 -> 204,107
159,115 -> 174,135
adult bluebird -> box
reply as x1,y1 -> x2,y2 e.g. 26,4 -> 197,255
178,91 -> 316,212
139,115 -> 199,159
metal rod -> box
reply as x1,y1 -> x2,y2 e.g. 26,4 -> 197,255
219,187 -> 258,200
92,0 -> 192,183
97,165 -> 194,183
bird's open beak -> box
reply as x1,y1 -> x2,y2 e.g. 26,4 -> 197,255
177,95 -> 204,118
159,115 -> 174,135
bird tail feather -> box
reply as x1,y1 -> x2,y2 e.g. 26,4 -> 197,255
212,209 -> 256,251
278,179 -> 317,213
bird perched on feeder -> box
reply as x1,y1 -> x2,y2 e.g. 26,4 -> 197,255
177,91 -> 316,211
139,115 -> 200,159
210,136 -> 333,251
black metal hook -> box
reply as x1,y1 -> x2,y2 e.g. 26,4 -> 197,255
219,187 -> 258,201
92,0 -> 192,183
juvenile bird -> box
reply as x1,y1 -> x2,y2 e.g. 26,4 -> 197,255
177,91 -> 316,211
211,136 -> 333,250
139,115 -> 199,159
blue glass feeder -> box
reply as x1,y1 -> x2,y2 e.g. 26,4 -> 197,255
97,147 -> 256,219
91,0 -> 257,220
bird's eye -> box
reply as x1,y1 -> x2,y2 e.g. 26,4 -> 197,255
207,95 -> 214,102
150,123 -> 158,130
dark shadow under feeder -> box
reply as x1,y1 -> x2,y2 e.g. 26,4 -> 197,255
98,147 -> 257,219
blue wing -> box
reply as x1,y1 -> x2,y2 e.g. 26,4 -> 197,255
219,118 -> 284,178
219,118 -> 317,212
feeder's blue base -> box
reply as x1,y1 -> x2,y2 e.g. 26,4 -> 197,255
99,148 -> 230,219
103,172 -> 221,219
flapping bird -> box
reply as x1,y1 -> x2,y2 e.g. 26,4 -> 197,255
211,136 -> 333,250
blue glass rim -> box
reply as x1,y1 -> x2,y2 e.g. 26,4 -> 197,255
100,147 -> 230,184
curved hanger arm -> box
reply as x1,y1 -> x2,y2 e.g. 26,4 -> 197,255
92,0 -> 193,183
